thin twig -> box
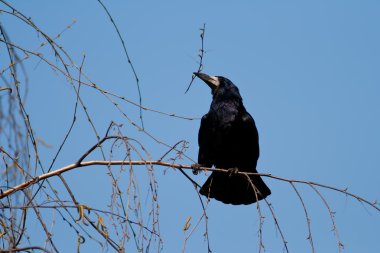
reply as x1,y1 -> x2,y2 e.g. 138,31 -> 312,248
185,23 -> 206,93
264,199 -> 289,253
97,0 -> 144,129
0,87 -> 12,92
290,182 -> 315,253
0,246 -> 52,253
310,184 -> 344,252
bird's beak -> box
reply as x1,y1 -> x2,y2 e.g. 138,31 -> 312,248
193,72 -> 220,90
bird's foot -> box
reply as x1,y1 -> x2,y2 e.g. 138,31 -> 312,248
228,167 -> 239,177
191,163 -> 201,175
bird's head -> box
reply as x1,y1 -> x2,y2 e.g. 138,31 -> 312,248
194,72 -> 242,100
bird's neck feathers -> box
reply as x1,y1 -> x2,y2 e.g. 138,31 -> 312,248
211,86 -> 243,108
210,88 -> 245,121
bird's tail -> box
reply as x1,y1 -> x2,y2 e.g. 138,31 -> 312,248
199,171 -> 271,205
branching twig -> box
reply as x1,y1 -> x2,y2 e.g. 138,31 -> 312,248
185,23 -> 206,93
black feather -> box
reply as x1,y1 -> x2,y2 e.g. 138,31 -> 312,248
196,74 -> 271,205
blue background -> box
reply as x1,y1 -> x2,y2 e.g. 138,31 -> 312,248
2,1 -> 380,252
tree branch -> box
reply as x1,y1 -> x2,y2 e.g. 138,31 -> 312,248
1,160 -> 379,214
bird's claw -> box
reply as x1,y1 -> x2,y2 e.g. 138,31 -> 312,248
228,167 -> 239,177
191,163 -> 201,175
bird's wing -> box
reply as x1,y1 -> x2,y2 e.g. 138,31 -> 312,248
198,114 -> 213,167
239,111 -> 260,164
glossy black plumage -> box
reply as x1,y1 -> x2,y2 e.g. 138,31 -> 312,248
195,73 -> 271,205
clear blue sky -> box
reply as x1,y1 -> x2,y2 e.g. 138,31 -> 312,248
2,1 -> 380,252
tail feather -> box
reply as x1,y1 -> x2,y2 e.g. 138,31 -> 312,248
199,171 -> 271,205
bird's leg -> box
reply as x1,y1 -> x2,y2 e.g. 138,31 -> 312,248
228,167 -> 239,177
191,163 -> 202,175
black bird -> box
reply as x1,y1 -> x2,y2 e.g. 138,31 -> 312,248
194,72 -> 271,205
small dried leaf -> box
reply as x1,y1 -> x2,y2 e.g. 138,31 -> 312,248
183,216 -> 191,231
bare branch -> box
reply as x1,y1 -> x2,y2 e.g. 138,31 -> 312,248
1,159 -> 379,213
